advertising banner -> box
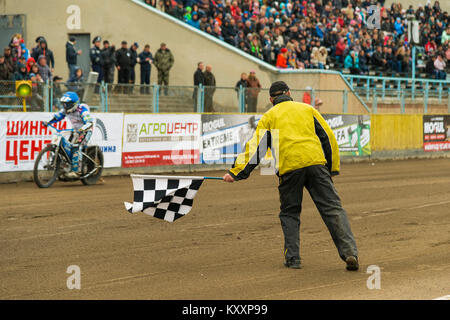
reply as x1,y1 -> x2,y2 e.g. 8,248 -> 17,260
122,114 -> 201,167
0,112 -> 123,172
322,114 -> 371,156
201,114 -> 262,164
90,112 -> 123,168
423,115 -> 450,152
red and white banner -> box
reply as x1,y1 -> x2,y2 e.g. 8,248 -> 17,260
122,114 -> 201,167
0,112 -> 69,172
0,112 -> 123,172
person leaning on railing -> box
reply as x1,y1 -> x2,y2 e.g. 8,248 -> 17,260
434,53 -> 447,80
67,66 -> 85,98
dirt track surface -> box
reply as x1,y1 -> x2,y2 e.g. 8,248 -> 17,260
0,159 -> 449,300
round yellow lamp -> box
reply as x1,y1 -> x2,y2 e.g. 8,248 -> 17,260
15,80 -> 32,112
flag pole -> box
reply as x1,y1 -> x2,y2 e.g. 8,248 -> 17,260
204,176 -> 223,180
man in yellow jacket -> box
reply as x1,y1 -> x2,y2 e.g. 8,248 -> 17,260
223,81 -> 359,271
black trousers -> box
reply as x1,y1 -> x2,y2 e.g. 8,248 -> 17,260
140,68 -> 151,94
118,68 -> 131,93
278,165 -> 358,262
103,65 -> 115,84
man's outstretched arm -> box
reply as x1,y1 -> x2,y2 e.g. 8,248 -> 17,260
223,115 -> 271,183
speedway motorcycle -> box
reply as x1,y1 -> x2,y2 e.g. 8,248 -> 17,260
33,123 -> 104,188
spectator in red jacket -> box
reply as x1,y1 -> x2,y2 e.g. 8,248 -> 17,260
276,48 -> 288,69
335,38 -> 347,63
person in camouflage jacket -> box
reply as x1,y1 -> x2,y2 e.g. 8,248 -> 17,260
153,43 -> 174,95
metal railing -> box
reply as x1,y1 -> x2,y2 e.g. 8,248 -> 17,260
2,80 -> 450,114
343,74 -> 450,113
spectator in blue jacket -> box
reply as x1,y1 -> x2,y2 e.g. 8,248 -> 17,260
315,23 -> 324,40
394,17 -> 404,36
344,51 -> 360,75
187,11 -> 200,29
138,44 -> 153,94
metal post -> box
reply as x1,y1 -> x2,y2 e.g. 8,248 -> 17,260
197,84 -> 203,113
424,81 -> 429,114
343,89 -> 348,113
397,80 -> 401,100
238,85 -> 244,113
44,79 -> 49,112
311,88 -> 316,108
412,46 -> 416,81
401,91 -> 405,114
49,80 -> 53,112
201,85 -> 205,113
412,47 -> 416,101
152,84 -> 159,113
104,82 -> 108,112
373,87 -> 377,113
366,78 -> 370,101
447,88 -> 450,113
438,82 -> 442,102
382,79 -> 386,100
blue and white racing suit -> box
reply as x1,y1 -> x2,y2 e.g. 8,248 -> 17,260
49,103 -> 94,172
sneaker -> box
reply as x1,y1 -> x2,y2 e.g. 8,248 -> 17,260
66,171 -> 79,179
284,258 -> 302,269
345,256 -> 359,271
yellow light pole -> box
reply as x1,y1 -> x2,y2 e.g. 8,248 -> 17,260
15,80 -> 32,112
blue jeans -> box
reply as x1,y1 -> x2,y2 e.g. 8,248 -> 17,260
68,64 -> 77,79
435,70 -> 447,80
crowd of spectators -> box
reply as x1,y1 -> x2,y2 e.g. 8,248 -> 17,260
148,0 -> 450,79
0,34 -> 55,83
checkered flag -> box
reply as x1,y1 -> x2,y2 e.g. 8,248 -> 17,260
124,175 -> 204,222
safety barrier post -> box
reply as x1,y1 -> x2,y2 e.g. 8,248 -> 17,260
311,88 -> 316,108
382,79 -> 386,100
152,84 -> 159,113
397,80 -> 401,100
343,89 -> 348,113
424,81 -> 429,114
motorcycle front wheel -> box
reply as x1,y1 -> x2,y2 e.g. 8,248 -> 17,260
33,145 -> 60,188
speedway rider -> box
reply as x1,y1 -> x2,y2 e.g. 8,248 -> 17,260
43,91 -> 93,179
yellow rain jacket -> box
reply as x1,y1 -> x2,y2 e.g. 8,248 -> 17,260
229,96 -> 340,180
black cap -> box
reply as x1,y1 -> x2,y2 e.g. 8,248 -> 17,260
269,81 -> 290,97
69,36 -> 76,42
